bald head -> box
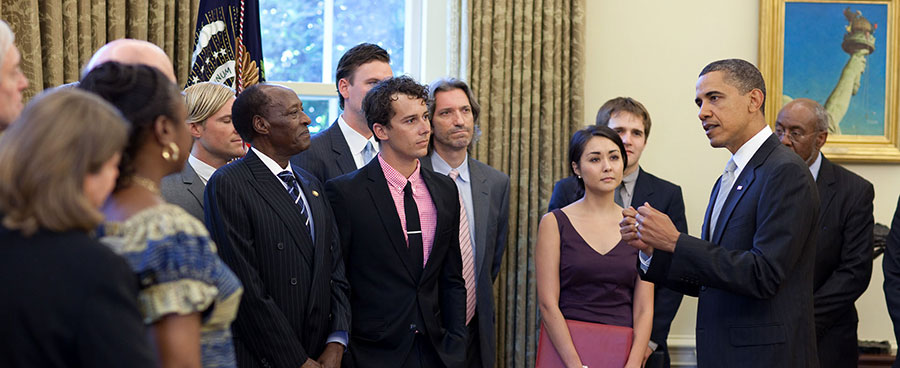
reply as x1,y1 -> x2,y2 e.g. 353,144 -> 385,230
84,39 -> 176,82
775,98 -> 830,165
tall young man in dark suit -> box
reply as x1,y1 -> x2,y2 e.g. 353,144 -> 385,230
325,76 -> 467,368
204,84 -> 351,368
291,43 -> 394,183
421,78 -> 509,368
621,59 -> 819,367
549,97 -> 686,367
776,98 -> 873,367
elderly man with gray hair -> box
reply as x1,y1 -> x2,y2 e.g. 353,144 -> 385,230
775,98 -> 873,367
776,98 -> 874,367
0,19 -> 29,131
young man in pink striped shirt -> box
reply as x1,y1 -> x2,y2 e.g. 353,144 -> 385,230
325,76 -> 467,368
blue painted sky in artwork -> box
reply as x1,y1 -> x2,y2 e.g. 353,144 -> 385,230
783,2 -> 887,136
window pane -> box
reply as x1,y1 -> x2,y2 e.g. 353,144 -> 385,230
260,1 -> 324,82
300,95 -> 338,135
332,0 -> 406,76
259,1 -> 407,83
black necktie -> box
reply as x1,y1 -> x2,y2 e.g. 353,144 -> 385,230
277,171 -> 312,237
404,182 -> 424,278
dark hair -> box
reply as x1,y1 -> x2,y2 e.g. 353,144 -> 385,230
78,62 -> 181,190
335,43 -> 390,109
362,76 -> 428,142
568,125 -> 627,189
231,83 -> 272,143
699,59 -> 767,114
595,97 -> 652,139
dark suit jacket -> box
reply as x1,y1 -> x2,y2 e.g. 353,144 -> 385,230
161,161 -> 205,221
642,135 -> 819,367
812,157 -> 873,348
0,227 -> 156,368
421,154 -> 510,368
325,159 -> 467,368
204,149 -> 351,368
548,168 -> 687,364
882,195 -> 900,368
291,120 -> 357,185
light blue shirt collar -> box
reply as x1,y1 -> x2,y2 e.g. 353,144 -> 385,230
430,152 -> 470,182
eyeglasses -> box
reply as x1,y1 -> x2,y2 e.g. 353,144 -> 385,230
774,127 -> 817,143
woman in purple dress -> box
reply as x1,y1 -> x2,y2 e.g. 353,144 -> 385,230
537,125 -> 654,368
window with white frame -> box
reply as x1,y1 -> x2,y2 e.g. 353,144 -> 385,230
259,0 -> 442,134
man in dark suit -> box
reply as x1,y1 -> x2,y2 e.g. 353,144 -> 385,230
325,76 -> 467,368
420,78 -> 509,368
620,59 -> 819,367
204,84 -> 351,368
549,97 -> 686,367
775,98 -> 873,367
291,43 -> 393,183
162,83 -> 243,221
884,198 -> 900,368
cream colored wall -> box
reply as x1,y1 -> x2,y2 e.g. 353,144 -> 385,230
584,0 -> 899,347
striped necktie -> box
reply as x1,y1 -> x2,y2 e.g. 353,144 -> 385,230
277,171 -> 312,237
449,169 -> 477,324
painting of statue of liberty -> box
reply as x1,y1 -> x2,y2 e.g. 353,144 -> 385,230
783,2 -> 888,136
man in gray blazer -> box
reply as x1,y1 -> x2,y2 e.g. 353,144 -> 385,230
162,82 -> 244,221
291,43 -> 394,184
421,78 -> 510,368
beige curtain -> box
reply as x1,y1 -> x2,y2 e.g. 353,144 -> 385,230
1,0 -> 199,100
468,0 -> 584,366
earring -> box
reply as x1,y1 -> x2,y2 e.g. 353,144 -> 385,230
577,175 -> 582,179
161,142 -> 180,162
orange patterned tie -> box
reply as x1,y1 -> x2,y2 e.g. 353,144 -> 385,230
450,169 -> 477,324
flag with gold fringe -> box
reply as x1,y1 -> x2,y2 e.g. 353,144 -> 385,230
188,0 -> 265,92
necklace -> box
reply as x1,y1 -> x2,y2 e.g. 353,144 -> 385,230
131,176 -> 161,195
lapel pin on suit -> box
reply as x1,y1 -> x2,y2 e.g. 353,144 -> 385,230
736,185 -> 743,191
312,190 -> 320,197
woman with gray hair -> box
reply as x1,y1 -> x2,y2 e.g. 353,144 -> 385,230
0,19 -> 28,131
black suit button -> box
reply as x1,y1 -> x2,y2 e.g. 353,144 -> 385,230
290,277 -> 297,285
277,242 -> 284,250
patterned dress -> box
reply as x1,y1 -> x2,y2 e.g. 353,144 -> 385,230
98,203 -> 243,368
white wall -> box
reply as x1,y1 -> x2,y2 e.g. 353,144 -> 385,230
584,0 -> 898,348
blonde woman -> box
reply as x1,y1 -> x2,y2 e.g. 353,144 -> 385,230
0,89 -> 154,367
80,62 -> 243,368
161,82 -> 243,220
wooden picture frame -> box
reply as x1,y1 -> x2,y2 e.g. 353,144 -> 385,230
760,0 -> 900,162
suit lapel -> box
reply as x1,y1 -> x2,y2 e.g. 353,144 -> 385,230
710,136 -> 779,244
244,150 -> 315,264
419,168 -> 446,282
630,167 -> 652,208
816,157 -> 836,226
702,178 -> 720,241
182,163 -> 205,209
468,158 -> 490,277
293,165 -> 328,318
364,160 -> 419,281
327,120 -> 359,175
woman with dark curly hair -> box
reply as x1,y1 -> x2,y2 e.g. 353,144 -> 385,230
79,62 -> 242,368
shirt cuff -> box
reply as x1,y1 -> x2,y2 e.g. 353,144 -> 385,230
648,339 -> 658,351
327,331 -> 348,350
639,251 -> 652,273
